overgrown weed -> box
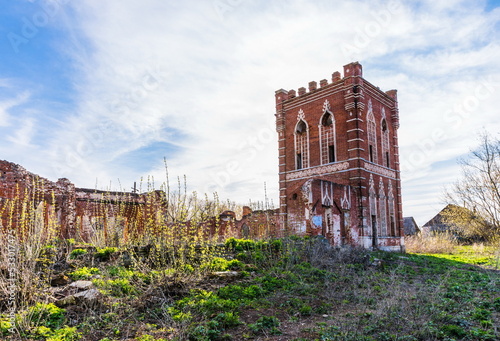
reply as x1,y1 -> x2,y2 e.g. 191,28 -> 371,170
405,232 -> 458,254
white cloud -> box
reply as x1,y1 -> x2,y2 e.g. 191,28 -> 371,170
2,0 -> 499,223
0,91 -> 30,127
7,118 -> 35,147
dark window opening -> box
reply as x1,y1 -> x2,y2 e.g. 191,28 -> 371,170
322,113 -> 333,126
386,152 -> 390,167
328,145 -> 335,163
371,214 -> 377,247
292,193 -> 298,200
382,119 -> 387,132
369,145 -> 374,162
296,153 -> 303,170
390,216 -> 396,236
296,120 -> 307,134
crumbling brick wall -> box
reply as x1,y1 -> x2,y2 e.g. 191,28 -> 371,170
0,160 -> 282,243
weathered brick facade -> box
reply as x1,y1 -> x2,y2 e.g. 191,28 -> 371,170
1,62 -> 404,250
0,160 -> 275,243
0,160 -> 147,242
275,62 -> 404,251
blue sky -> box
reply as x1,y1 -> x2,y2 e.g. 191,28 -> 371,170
1,0 -> 499,225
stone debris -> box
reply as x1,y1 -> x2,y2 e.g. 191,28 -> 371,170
69,280 -> 94,290
50,274 -> 70,286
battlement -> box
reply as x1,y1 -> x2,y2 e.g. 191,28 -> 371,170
275,62 -> 363,104
275,62 -> 398,109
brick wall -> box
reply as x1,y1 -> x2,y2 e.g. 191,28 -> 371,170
275,62 -> 404,251
0,160 -> 281,243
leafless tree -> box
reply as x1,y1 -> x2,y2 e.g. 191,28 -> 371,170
444,132 -> 500,242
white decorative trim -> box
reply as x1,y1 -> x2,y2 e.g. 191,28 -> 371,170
322,99 -> 331,113
286,162 -> 350,180
341,186 -> 351,210
369,174 -> 375,192
367,99 -> 373,116
301,179 -> 313,203
297,108 -> 305,121
388,180 -> 394,200
321,181 -> 333,206
364,162 -> 396,178
378,177 -> 385,197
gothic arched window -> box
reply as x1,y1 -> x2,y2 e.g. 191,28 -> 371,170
367,111 -> 378,164
388,180 -> 396,236
295,119 -> 309,169
369,175 -> 378,239
379,178 -> 387,236
319,112 -> 336,164
381,118 -> 390,168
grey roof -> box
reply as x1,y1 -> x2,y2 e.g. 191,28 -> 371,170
403,216 -> 420,235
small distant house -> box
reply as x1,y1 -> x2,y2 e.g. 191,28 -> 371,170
423,204 -> 476,234
403,217 -> 420,235
423,206 -> 450,233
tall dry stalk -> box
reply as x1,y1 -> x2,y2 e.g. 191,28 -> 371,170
0,180 -> 60,315
405,232 -> 457,254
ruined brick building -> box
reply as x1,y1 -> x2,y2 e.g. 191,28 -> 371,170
0,160 -> 277,244
275,62 -> 404,251
1,62 -> 404,250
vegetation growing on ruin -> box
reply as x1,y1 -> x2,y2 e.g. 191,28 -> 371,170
0,175 -> 499,340
0,231 -> 499,340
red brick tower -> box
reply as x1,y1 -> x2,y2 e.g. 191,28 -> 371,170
275,62 -> 404,251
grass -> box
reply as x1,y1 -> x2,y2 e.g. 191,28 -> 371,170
426,244 -> 500,268
0,236 -> 498,340
406,233 -> 500,269
0,182 -> 499,340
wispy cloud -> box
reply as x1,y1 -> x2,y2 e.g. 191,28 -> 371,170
0,91 -> 30,127
7,117 -> 35,147
1,0 -> 499,224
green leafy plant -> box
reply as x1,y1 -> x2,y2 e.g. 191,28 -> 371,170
93,278 -> 137,297
0,319 -> 13,336
69,267 -> 100,280
440,324 -> 467,338
200,257 -> 232,272
107,265 -> 134,279
166,307 -> 192,322
189,321 -> 221,341
218,284 -> 265,301
135,334 -> 167,341
95,247 -> 118,261
28,303 -> 65,329
214,312 -> 241,328
34,325 -> 81,341
69,248 -> 88,259
248,315 -> 281,335
174,289 -> 238,317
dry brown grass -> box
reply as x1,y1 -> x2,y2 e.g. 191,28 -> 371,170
405,232 -> 458,254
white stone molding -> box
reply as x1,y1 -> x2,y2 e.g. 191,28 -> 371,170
286,162 -> 350,180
